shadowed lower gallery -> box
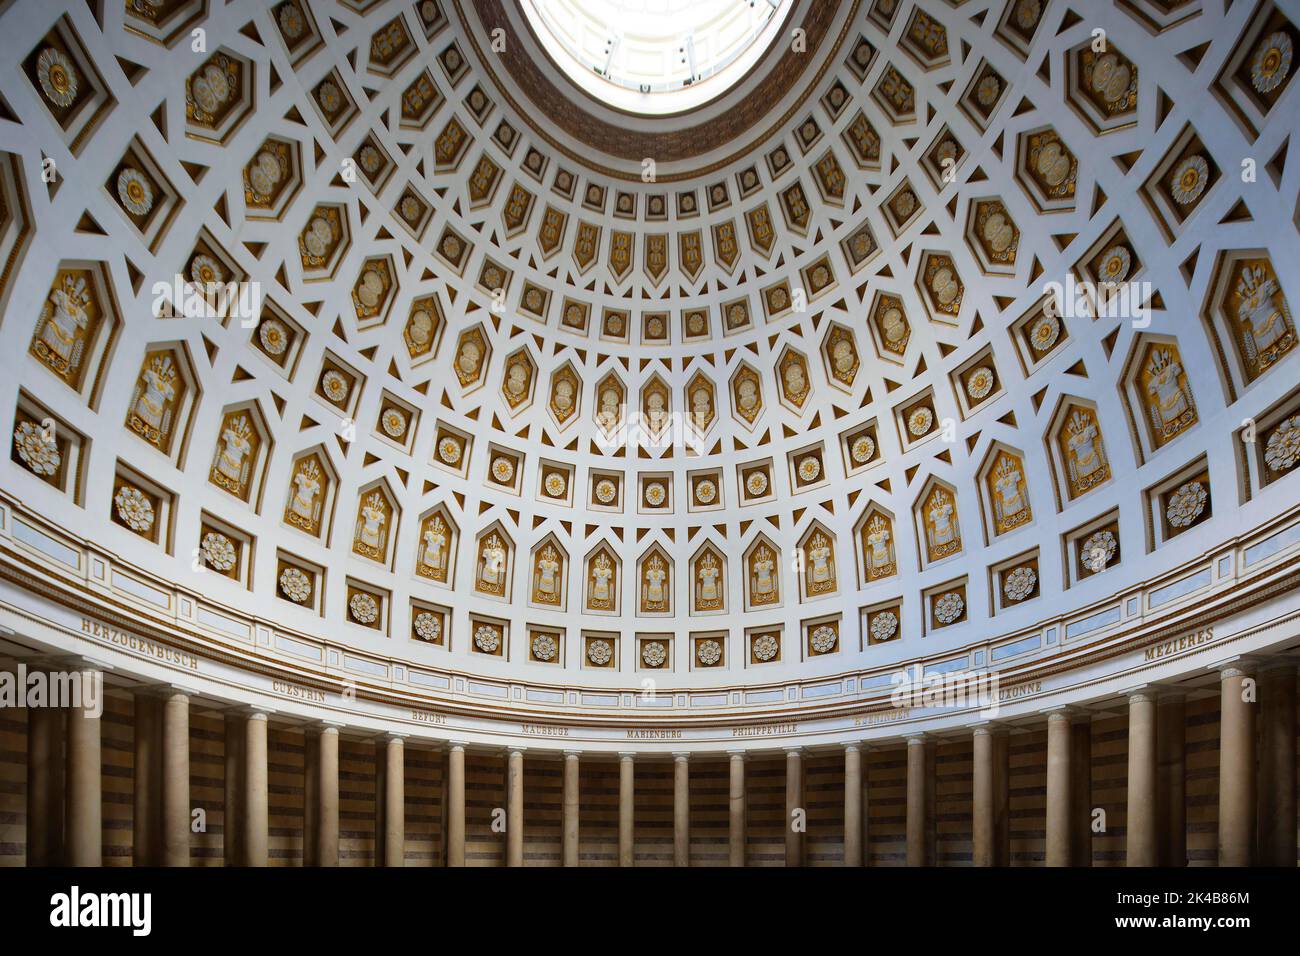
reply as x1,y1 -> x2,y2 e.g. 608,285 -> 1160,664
0,0 -> 1296,939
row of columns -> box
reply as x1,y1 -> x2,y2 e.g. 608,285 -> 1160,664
22,661 -> 1298,866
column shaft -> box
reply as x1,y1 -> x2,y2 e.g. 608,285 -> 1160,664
160,692 -> 190,866
785,749 -> 803,867
618,754 -> 634,867
1258,667 -> 1296,867
905,738 -> 927,866
1219,668 -> 1256,866
223,713 -> 244,866
728,753 -> 746,867
1046,712 -> 1071,867
27,706 -> 62,866
562,753 -> 580,867
384,737 -> 405,866
243,712 -> 269,867
972,729 -> 994,867
1156,695 -> 1186,867
673,755 -> 689,867
843,745 -> 862,867
447,745 -> 466,867
506,749 -> 524,867
132,695 -> 160,867
1070,717 -> 1093,867
1127,694 -> 1157,867
318,727 -> 339,866
65,691 -> 101,867
993,731 -> 1010,866
303,729 -> 319,867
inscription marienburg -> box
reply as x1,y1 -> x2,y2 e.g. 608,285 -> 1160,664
1145,627 -> 1215,662
81,618 -> 199,670
626,729 -> 682,739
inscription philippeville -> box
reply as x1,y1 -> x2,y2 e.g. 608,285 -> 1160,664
1144,627 -> 1215,662
731,723 -> 797,737
80,618 -> 200,670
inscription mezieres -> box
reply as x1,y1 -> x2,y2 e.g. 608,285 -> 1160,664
81,618 -> 199,671
272,680 -> 325,703
1144,627 -> 1215,662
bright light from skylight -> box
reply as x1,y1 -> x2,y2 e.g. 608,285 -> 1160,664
522,0 -> 792,116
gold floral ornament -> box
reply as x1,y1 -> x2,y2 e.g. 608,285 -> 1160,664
278,567 -> 311,604
641,642 -> 667,667
1003,566 -> 1037,602
114,485 -> 154,534
381,407 -> 407,439
810,625 -> 837,653
934,591 -> 965,625
851,435 -> 876,464
531,633 -> 557,661
37,47 -> 78,108
1030,313 -> 1061,352
1251,31 -> 1293,94
1081,530 -> 1117,573
1168,154 -> 1209,206
697,639 -> 722,665
908,406 -> 934,437
13,421 -> 59,476
1166,481 -> 1208,528
348,592 -> 379,624
413,612 -> 442,642
752,634 -> 779,662
870,612 -> 898,642
1265,416 -> 1300,473
116,168 -> 154,218
473,625 -> 500,654
200,532 -> 236,572
587,639 -> 612,665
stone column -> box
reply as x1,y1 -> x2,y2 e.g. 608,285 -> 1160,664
243,710 -> 269,867
618,753 -> 634,867
132,693 -> 160,867
672,753 -> 690,867
303,728 -> 319,867
785,748 -> 804,867
905,736 -> 927,867
1218,665 -> 1256,866
993,730 -> 1010,866
1156,692 -> 1186,867
728,751 -> 746,867
843,744 -> 863,867
972,726 -> 995,867
384,735 -> 405,867
506,748 -> 524,867
223,711 -> 244,866
374,740 -> 386,865
65,679 -> 102,867
26,704 -> 63,866
1045,710 -> 1072,867
160,690 -> 190,867
1258,665 -> 1296,867
562,751 -> 580,867
317,725 -> 340,867
447,743 -> 466,867
1127,691 -> 1157,867
1070,714 -> 1093,867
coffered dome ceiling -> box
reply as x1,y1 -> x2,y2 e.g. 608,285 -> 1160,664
1,0 -> 1299,713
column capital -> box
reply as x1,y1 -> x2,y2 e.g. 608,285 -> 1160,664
727,750 -> 747,760
317,722 -> 343,736
672,751 -> 690,762
563,750 -> 582,759
228,704 -> 273,719
447,740 -> 468,752
507,747 -> 525,759
617,751 -> 636,761
842,741 -> 863,753
1208,656 -> 1256,679
1120,685 -> 1160,704
783,746 -> 803,757
906,733 -> 928,746
383,732 -> 407,744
